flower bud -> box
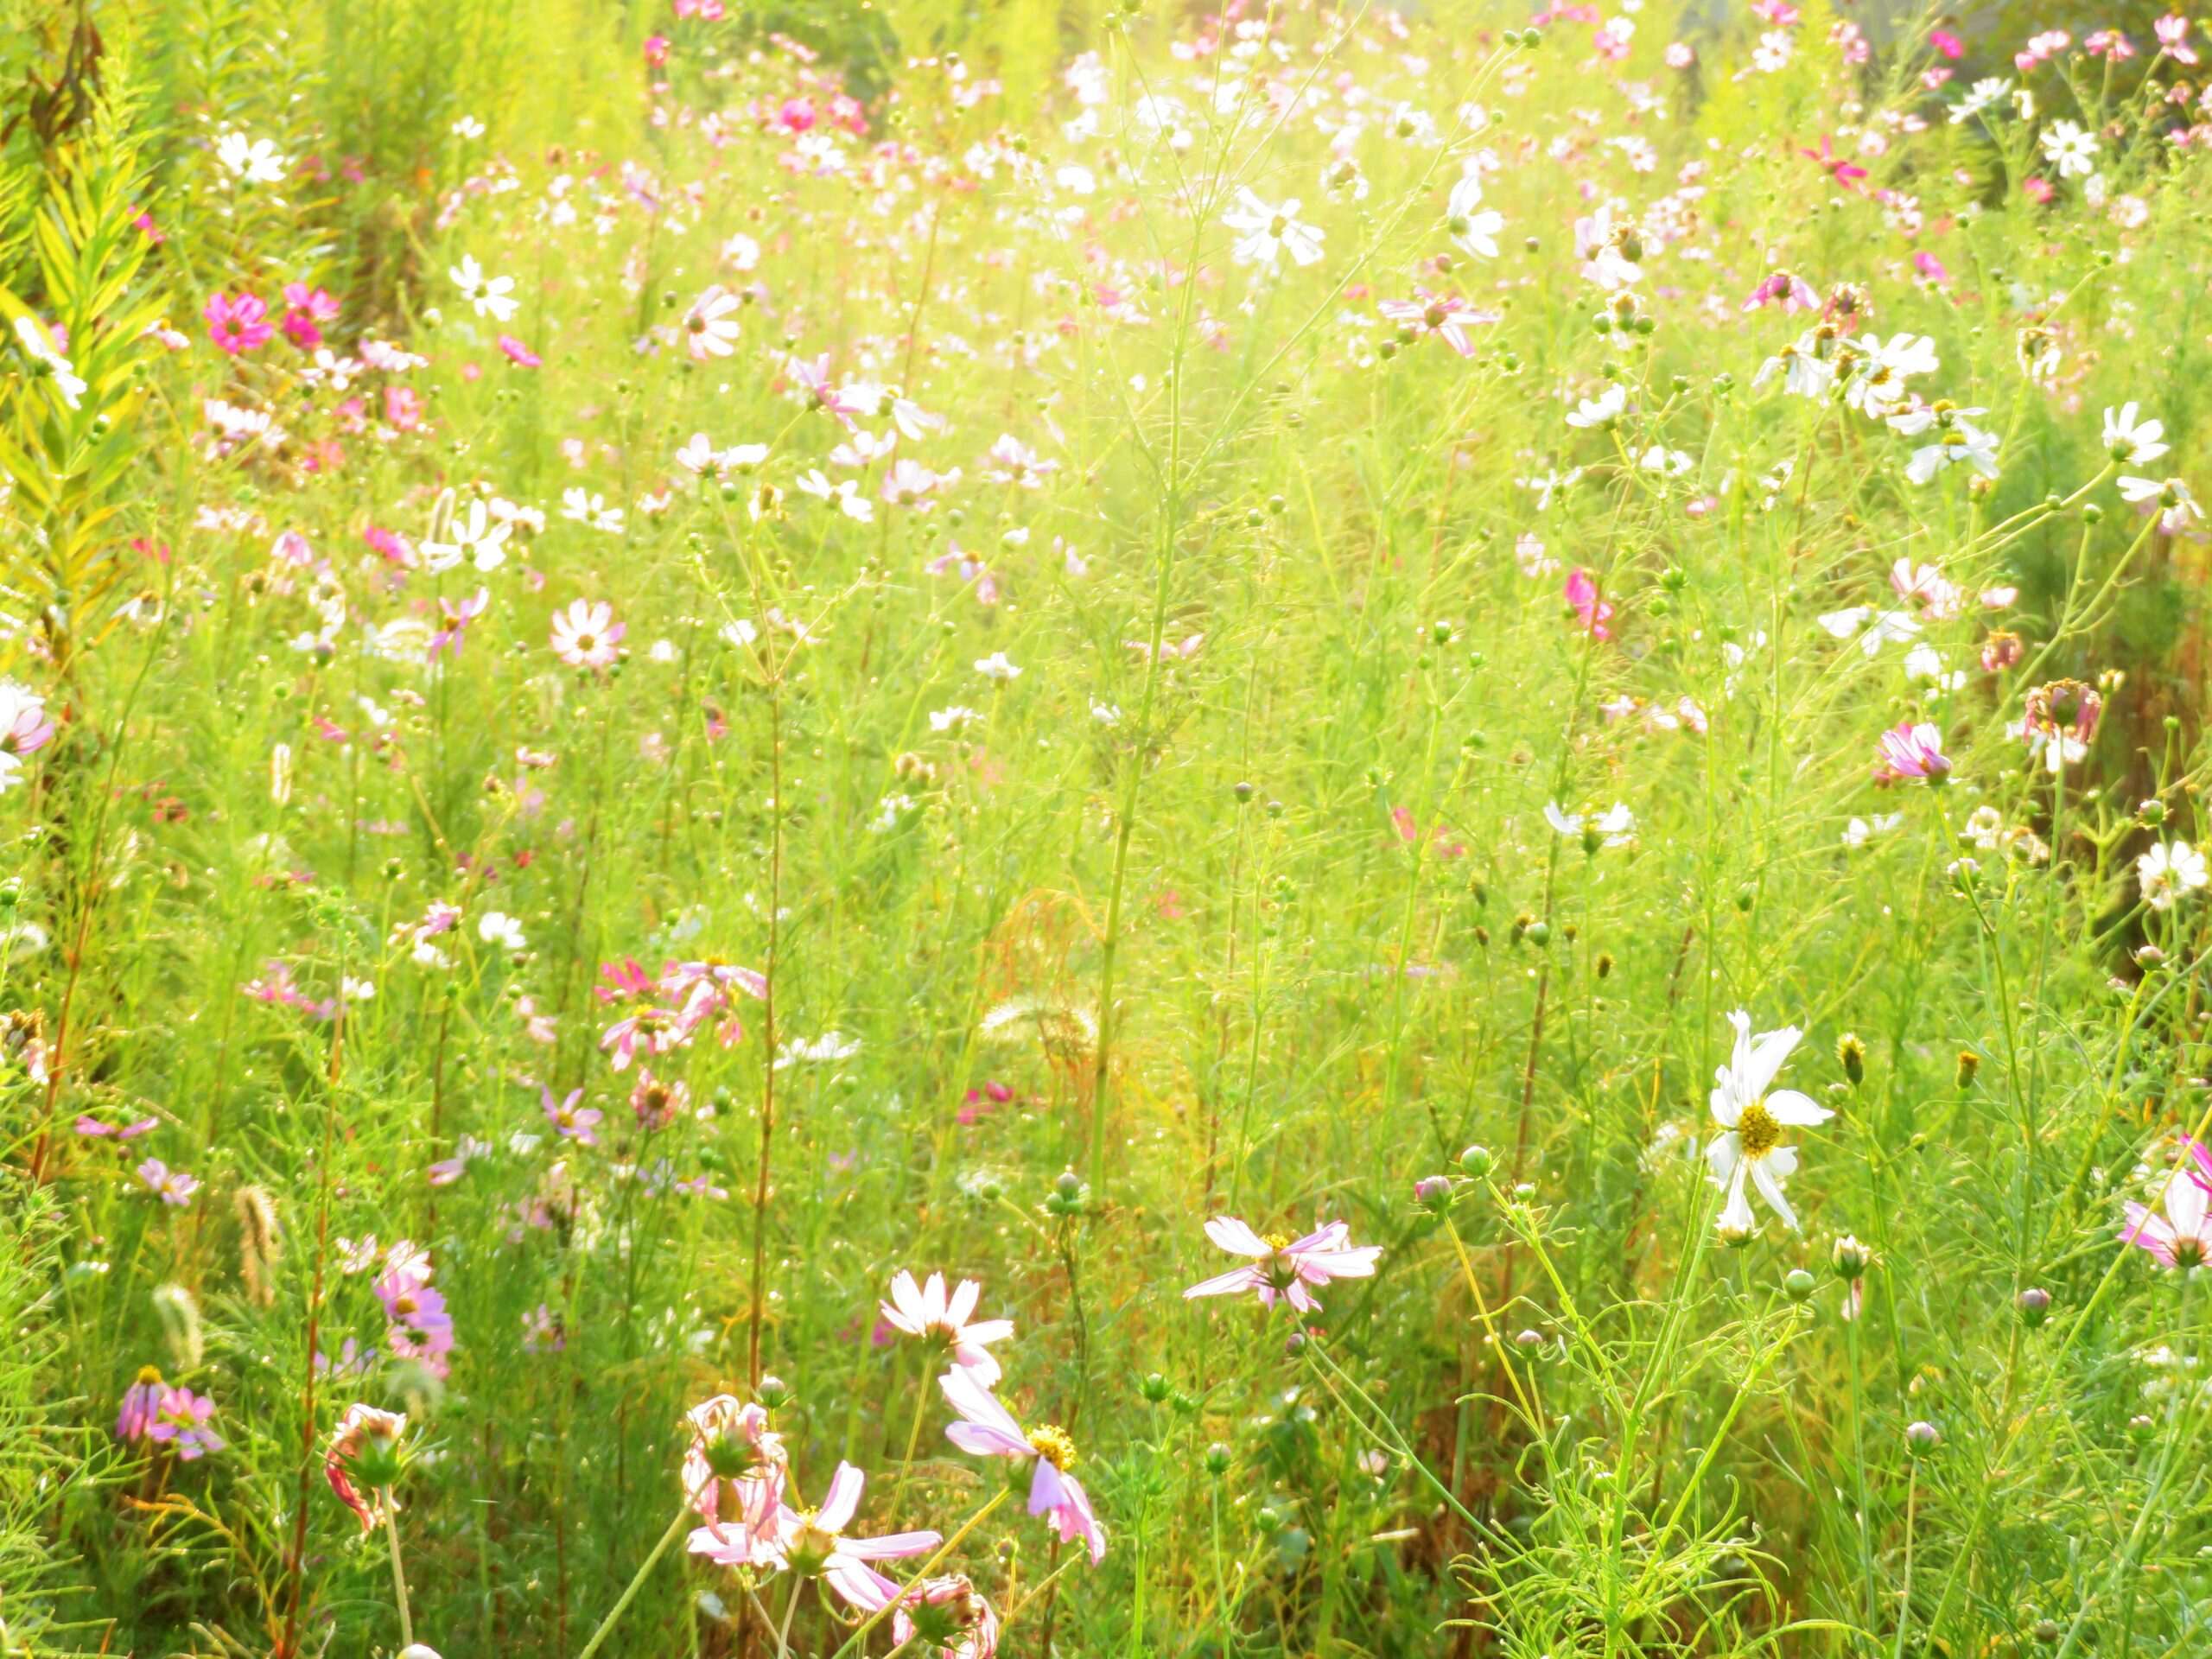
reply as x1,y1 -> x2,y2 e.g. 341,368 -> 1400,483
1835,1032 -> 1866,1087
1955,1051 -> 1980,1090
1459,1144 -> 1495,1178
1830,1235 -> 1872,1281
1904,1420 -> 1941,1454
2139,798 -> 2167,828
1784,1268 -> 1817,1302
1413,1174 -> 1457,1212
2017,1287 -> 2051,1328
756,1375 -> 794,1410
1204,1441 -> 1232,1475
1139,1372 -> 1173,1404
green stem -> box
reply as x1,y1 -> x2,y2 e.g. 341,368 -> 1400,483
575,1503 -> 693,1659
382,1492 -> 413,1650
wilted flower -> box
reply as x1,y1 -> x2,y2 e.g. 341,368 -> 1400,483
893,1575 -> 1001,1659
683,1395 -> 786,1534
325,1403 -> 409,1531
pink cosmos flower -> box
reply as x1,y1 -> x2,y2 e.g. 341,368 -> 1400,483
938,1367 -> 1107,1564
550,599 -> 625,670
632,1068 -> 690,1129
683,1395 -> 787,1534
149,1387 -> 225,1459
982,433 -> 1058,486
1742,269 -> 1821,314
499,334 -> 543,367
429,588 -> 491,659
543,1084 -> 602,1146
205,292 -> 273,353
786,353 -> 869,426
137,1159 -> 200,1205
689,1462 -> 942,1611
1181,1216 -> 1381,1313
1930,28 -> 1963,58
1564,569 -> 1614,641
117,1370 -> 168,1443
880,1272 -> 1015,1385
279,283 -> 340,349
600,1007 -> 683,1070
893,1575 -> 1001,1659
644,34 -> 670,64
2122,1142 -> 2212,1268
1376,289 -> 1497,356
1802,137 -> 1869,190
2158,15 -> 2199,64
1874,721 -> 1950,783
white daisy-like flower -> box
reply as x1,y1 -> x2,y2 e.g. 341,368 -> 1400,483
1707,1011 -> 1832,1234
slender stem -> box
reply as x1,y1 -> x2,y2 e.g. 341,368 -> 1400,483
382,1492 -> 414,1649
575,1504 -> 694,1659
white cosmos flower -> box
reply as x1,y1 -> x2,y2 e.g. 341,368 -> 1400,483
1904,418 -> 2000,486
420,500 -> 512,572
449,255 -> 519,323
1446,175 -> 1503,259
1544,801 -> 1636,848
478,911 -> 527,950
2040,121 -> 2099,178
2102,403 -> 2169,466
1222,188 -> 1325,270
1817,607 -> 1923,654
13,317 -> 85,409
2139,841 -> 2210,911
215,130 -> 289,183
1707,1012 -> 1832,1234
1566,385 -> 1627,429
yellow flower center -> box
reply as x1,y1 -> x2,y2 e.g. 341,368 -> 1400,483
1737,1099 -> 1782,1160
1027,1424 -> 1077,1470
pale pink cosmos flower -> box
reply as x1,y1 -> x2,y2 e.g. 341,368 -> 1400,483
542,1084 -> 601,1146
690,1462 -> 942,1611
683,284 -> 744,361
880,1272 -> 1015,1384
1182,1216 -> 1381,1313
2122,1142 -> 2212,1268
982,434 -> 1058,486
1376,289 -> 1497,357
137,1159 -> 200,1205
550,599 -> 625,670
1891,558 -> 1964,619
2158,14 -> 2199,63
938,1367 -> 1107,1564
683,1395 -> 787,1535
1874,721 -> 1951,783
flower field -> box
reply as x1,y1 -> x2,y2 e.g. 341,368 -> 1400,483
6,0 -> 2212,1655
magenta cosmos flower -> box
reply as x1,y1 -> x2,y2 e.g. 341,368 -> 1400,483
1182,1216 -> 1381,1313
938,1366 -> 1107,1564
1874,720 -> 1950,783
1564,568 -> 1614,642
689,1461 -> 942,1611
880,1271 -> 1014,1385
204,291 -> 274,353
682,1395 -> 786,1535
2123,1142 -> 2212,1268
549,599 -> 624,670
